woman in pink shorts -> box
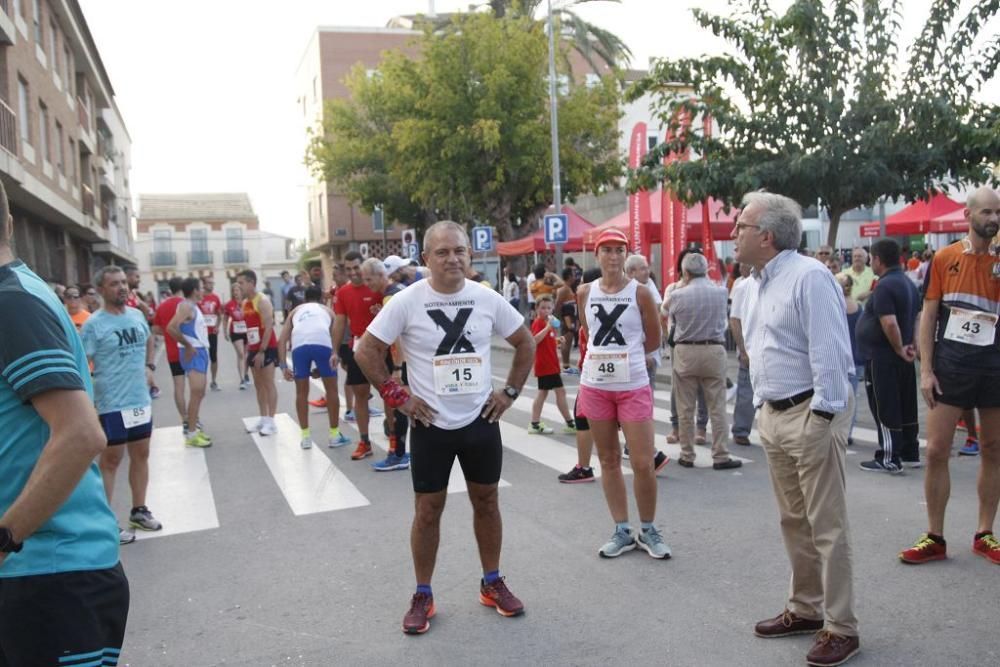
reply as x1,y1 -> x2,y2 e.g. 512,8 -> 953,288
577,228 -> 669,559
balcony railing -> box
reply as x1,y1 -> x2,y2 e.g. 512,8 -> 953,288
188,249 -> 214,266
82,183 -> 95,216
151,251 -> 177,267
0,99 -> 16,157
223,248 -> 249,264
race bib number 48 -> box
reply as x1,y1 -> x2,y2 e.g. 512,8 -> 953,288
433,354 -> 485,395
583,351 -> 630,384
944,307 -> 998,347
121,405 -> 152,429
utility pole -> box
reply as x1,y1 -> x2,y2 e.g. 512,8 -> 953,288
547,0 -> 563,271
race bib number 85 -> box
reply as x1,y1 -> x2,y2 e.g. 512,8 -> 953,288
121,405 -> 152,429
433,354 -> 485,395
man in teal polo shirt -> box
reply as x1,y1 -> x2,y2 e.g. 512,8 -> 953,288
0,180 -> 129,664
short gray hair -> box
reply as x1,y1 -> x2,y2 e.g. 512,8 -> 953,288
624,255 -> 648,274
741,192 -> 802,251
361,257 -> 386,277
681,252 -> 708,277
93,265 -> 124,288
423,220 -> 470,253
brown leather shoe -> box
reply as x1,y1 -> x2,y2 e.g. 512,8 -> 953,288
695,428 -> 707,444
666,431 -> 679,444
733,435 -> 752,446
806,631 -> 860,666
754,609 -> 824,638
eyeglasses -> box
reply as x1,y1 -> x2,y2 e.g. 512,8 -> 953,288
65,294 -> 80,299
733,222 -> 761,232
816,251 -> 832,256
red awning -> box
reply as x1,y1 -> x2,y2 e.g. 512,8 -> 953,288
495,205 -> 597,256
583,192 -> 737,246
884,193 -> 964,236
928,208 -> 968,233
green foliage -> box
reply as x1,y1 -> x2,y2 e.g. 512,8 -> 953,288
628,0 -> 1000,246
305,12 -> 622,241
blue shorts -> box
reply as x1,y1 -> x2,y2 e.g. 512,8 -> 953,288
292,344 -> 336,380
180,348 -> 210,375
100,408 -> 154,446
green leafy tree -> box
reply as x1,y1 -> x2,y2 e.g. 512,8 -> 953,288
306,12 -> 622,241
628,0 -> 1000,246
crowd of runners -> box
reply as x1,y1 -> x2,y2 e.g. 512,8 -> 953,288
1,176 -> 999,666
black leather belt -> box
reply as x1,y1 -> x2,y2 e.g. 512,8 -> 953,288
768,389 -> 814,411
675,340 -> 725,346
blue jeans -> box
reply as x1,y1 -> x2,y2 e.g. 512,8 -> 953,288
731,364 -> 756,438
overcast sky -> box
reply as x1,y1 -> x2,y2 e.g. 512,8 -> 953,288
78,0 -> 997,240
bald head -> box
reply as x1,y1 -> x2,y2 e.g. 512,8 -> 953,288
967,186 -> 1000,211
966,186 -> 1000,241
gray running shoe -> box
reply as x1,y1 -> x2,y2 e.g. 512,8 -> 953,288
637,526 -> 672,559
119,526 -> 136,545
129,506 -> 163,531
210,382 -> 221,392
598,526 -> 636,558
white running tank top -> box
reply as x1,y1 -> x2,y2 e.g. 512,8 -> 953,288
582,278 -> 648,391
291,303 -> 333,349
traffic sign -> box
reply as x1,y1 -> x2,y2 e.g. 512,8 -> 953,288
407,243 -> 420,261
472,226 -> 494,252
544,214 -> 569,244
401,229 -> 417,246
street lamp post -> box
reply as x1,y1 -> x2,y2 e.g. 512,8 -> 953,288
547,0 -> 563,271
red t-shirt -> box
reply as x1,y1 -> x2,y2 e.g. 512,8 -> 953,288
531,317 -> 560,377
223,299 -> 244,335
333,282 -> 382,342
153,296 -> 183,362
199,293 -> 223,334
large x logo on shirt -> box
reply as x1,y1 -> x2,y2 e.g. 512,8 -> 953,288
590,303 -> 628,347
428,308 -> 476,355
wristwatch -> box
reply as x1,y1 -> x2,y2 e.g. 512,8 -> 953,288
146,363 -> 156,372
502,385 -> 519,400
0,527 -> 23,553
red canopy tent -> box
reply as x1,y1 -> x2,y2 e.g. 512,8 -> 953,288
927,207 -> 969,233
583,191 -> 738,246
495,205 -> 597,256
884,193 -> 964,236
859,222 -> 881,238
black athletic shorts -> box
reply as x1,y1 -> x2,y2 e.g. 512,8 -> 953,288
230,333 -> 247,344
933,366 -> 1000,410
573,395 -> 589,431
338,344 -> 352,371
208,333 -> 219,363
410,414 -> 503,493
168,360 -> 184,377
537,373 -> 563,391
0,562 -> 129,666
345,350 -> 368,386
247,347 -> 279,368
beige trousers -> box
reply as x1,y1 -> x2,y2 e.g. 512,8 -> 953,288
758,396 -> 858,637
671,344 -> 731,463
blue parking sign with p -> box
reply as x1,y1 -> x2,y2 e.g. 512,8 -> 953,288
544,214 -> 569,244
407,243 -> 420,261
472,226 -> 493,252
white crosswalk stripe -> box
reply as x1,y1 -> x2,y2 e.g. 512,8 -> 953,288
242,414 -> 370,515
134,426 -> 219,540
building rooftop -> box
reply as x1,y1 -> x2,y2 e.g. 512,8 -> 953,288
138,193 -> 257,221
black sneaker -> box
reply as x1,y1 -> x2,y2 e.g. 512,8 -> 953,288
859,459 -> 903,474
713,458 -> 743,470
653,450 -> 669,473
558,465 -> 595,484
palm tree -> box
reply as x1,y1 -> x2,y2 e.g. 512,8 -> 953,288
422,0 -> 632,74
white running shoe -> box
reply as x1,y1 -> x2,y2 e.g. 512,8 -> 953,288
259,418 -> 278,436
245,419 -> 263,433
300,436 -> 313,449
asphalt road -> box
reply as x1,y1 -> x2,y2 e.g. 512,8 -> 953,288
109,338 -> 997,666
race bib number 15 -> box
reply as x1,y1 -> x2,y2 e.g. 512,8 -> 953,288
433,354 -> 485,395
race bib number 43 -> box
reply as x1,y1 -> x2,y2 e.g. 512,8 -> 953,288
433,354 -> 485,395
583,351 -> 630,384
944,307 -> 998,347
121,405 -> 152,429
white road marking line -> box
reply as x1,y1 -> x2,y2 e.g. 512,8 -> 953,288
135,426 -> 219,540
242,414 -> 370,515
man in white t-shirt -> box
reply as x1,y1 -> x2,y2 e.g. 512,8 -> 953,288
354,221 -> 534,636
729,262 -> 758,446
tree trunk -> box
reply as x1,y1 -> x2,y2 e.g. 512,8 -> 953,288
826,209 -> 844,248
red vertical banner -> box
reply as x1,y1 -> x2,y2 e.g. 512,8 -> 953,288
701,113 -> 721,282
627,123 -> 651,260
661,109 -> 691,285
